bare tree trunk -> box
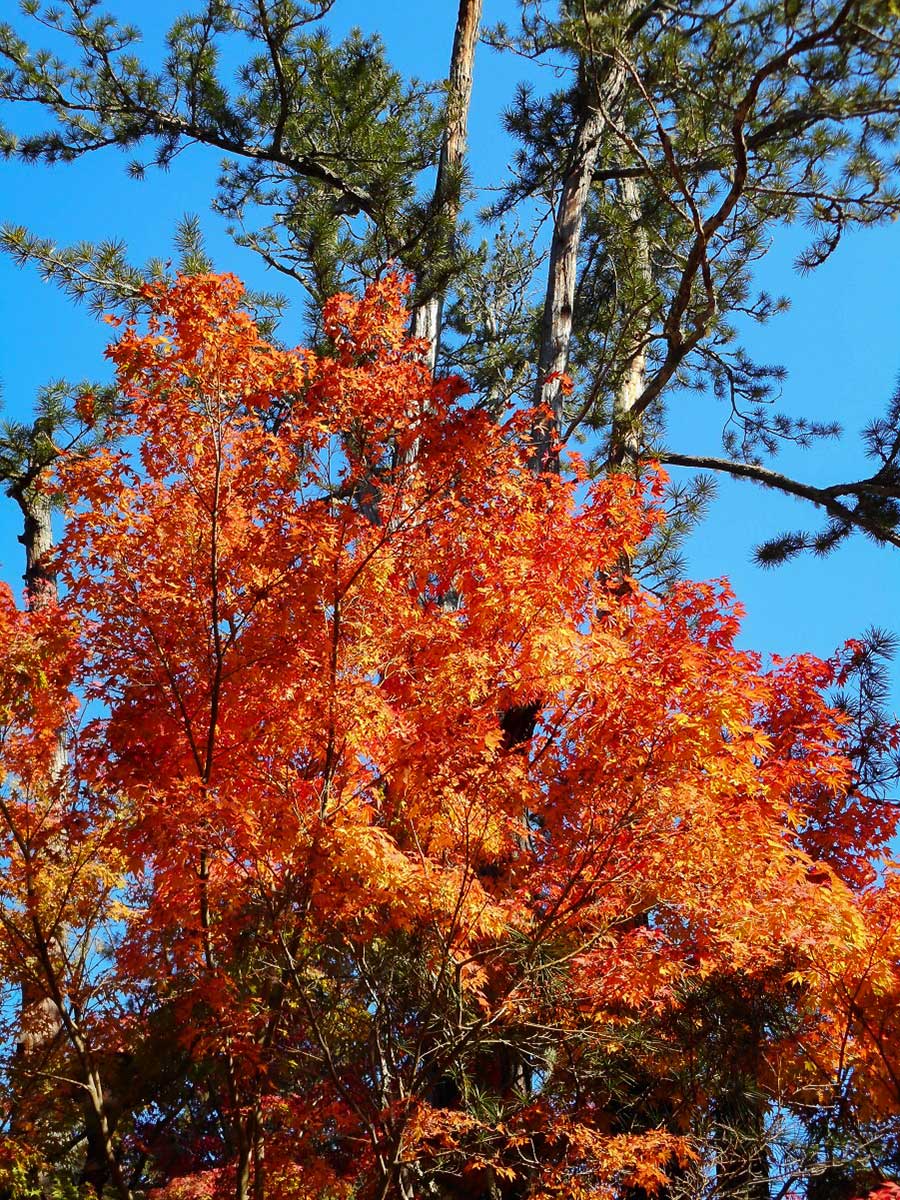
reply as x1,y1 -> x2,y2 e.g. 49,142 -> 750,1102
9,480 -> 65,1058
409,291 -> 443,377
409,0 -> 482,371
532,102 -> 605,472
609,175 -> 651,471
234,1105 -> 265,1200
532,39 -> 637,472
15,484 -> 57,606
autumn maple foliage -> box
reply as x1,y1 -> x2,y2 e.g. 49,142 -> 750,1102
1,274 -> 898,1199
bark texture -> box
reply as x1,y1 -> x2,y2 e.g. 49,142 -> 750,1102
609,175 -> 651,470
532,13 -> 638,471
409,0 -> 483,371
9,480 -> 65,1058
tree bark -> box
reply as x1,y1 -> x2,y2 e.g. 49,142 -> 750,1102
9,480 -> 65,1058
409,0 -> 483,371
532,104 -> 605,472
532,26 -> 638,472
13,482 -> 57,607
609,175 -> 651,470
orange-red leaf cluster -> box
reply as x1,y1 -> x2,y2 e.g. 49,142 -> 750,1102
1,274 -> 897,1199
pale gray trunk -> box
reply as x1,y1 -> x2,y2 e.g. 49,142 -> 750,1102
409,0 -> 482,370
11,482 -> 65,1057
532,49 -> 635,472
609,175 -> 651,470
532,0 -> 654,472
409,296 -> 441,376
532,103 -> 606,471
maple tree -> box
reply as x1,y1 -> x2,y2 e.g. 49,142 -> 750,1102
0,273 -> 898,1199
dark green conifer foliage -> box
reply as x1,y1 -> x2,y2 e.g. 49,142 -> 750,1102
4,0 -> 900,559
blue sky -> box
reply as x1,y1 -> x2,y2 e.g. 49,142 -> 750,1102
1,0 -> 899,681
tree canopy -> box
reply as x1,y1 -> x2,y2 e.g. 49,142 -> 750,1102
4,0 -> 900,562
0,1 -> 900,1196
0,272 -> 897,1198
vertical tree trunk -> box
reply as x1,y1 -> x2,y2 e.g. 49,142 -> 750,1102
532,100 -> 606,472
609,175 -> 651,470
235,1104 -> 265,1200
532,39 -> 636,472
16,484 -> 57,606
10,479 -> 65,1057
409,0 -> 483,371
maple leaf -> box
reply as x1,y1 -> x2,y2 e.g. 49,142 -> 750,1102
2,273 -> 896,1200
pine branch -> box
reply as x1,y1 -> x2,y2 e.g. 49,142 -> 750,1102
657,451 -> 900,556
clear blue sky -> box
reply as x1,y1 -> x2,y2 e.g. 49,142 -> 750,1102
1,0 -> 898,682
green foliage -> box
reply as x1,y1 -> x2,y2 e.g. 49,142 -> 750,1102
5,0 -> 899,560
0,1 -> 445,327
0,214 -> 287,332
754,378 -> 900,564
0,378 -> 117,504
493,0 -> 900,464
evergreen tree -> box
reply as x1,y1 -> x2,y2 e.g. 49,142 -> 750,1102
2,0 -> 900,555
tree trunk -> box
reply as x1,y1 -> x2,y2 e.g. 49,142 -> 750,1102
532,36 -> 636,472
532,102 -> 605,472
609,175 -> 651,470
15,483 -> 57,606
409,0 -> 482,370
11,481 -> 65,1057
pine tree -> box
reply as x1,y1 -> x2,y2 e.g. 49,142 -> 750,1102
3,0 -> 900,555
